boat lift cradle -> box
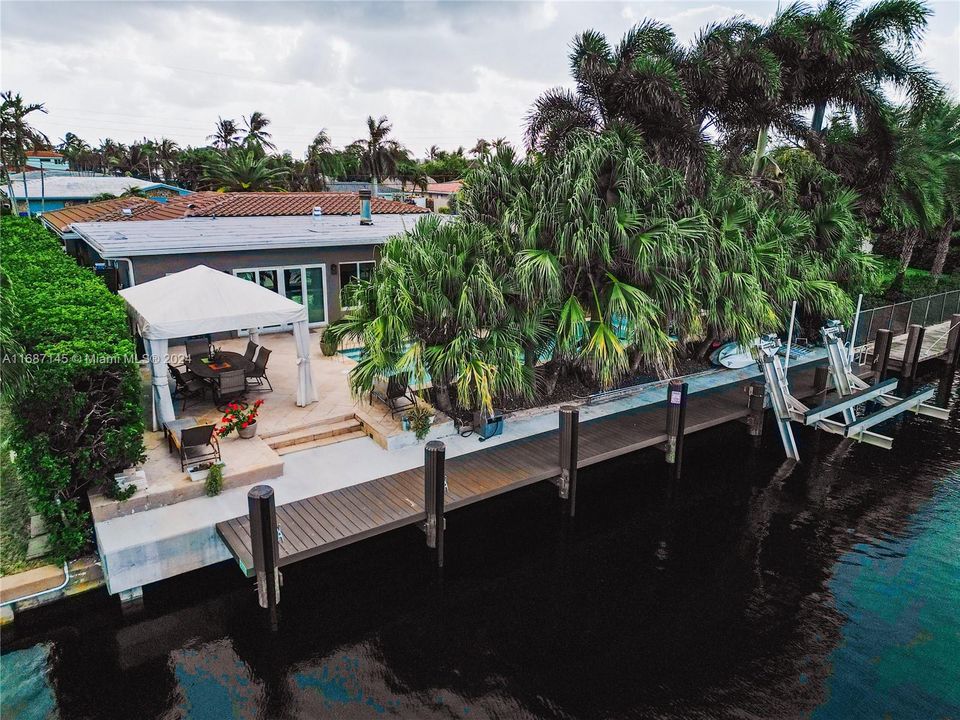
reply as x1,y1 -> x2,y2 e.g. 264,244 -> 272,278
755,320 -> 949,461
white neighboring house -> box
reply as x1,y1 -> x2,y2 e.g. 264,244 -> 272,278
425,180 -> 462,211
2,175 -> 190,216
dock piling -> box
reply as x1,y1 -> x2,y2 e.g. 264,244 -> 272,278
872,328 -> 893,382
746,381 -> 765,443
424,440 -> 446,567
902,324 -> 925,380
248,485 -> 280,630
946,314 -> 960,366
558,406 -> 580,516
665,380 -> 688,475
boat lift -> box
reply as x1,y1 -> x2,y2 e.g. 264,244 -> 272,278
755,320 -> 949,461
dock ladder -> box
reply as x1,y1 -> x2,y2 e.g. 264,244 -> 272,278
756,320 -> 948,461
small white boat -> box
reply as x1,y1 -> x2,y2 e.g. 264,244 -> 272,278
710,342 -> 756,369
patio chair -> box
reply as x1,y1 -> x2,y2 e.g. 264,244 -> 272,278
169,364 -> 207,411
174,424 -> 220,472
373,372 -> 416,417
168,361 -> 198,384
185,337 -> 211,361
245,346 -> 273,392
215,369 -> 247,408
243,340 -> 260,364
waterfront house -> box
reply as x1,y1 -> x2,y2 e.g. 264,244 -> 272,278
69,192 -> 429,326
1,174 -> 191,215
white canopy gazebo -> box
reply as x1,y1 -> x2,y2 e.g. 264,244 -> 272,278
120,265 -> 318,430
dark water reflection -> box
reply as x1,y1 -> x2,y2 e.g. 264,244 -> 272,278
3,367 -> 960,719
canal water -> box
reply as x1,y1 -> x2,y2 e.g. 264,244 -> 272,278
3,368 -> 959,719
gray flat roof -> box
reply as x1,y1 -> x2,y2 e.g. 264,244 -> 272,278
71,214 -> 422,258
1,175 -> 185,200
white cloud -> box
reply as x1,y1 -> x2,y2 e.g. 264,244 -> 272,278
1,0 -> 957,159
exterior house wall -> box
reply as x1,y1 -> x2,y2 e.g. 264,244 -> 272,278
122,245 -> 380,324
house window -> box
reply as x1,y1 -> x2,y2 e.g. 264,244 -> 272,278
339,261 -> 374,308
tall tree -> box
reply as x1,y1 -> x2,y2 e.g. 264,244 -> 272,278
348,115 -> 408,195
208,117 -> 241,150
0,91 -> 49,214
243,110 -> 276,152
786,0 -> 937,132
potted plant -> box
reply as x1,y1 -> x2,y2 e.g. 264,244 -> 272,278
217,399 -> 264,439
320,328 -> 338,357
407,398 -> 435,441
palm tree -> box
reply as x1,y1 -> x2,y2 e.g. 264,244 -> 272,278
58,132 -> 92,172
880,101 -> 955,290
1,91 -> 49,214
348,115 -> 408,196
785,0 -> 937,132
303,130 -> 340,190
204,147 -> 288,191
471,138 -> 491,158
243,111 -> 276,152
155,137 -> 180,183
208,117 -> 241,150
525,23 -> 714,190
426,145 -> 441,161
328,215 -> 528,414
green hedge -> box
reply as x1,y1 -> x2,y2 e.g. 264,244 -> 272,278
0,217 -> 144,560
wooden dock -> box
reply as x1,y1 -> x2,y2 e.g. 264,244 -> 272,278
218,366 -> 829,576
878,319 -> 958,370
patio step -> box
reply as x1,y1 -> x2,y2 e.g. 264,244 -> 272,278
265,417 -> 365,452
273,430 -> 368,455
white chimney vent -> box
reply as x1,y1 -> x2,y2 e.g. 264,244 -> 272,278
121,208 -> 133,216
312,206 -> 323,217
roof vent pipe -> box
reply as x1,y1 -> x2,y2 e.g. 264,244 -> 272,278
312,206 -> 323,218
359,189 -> 373,225
121,208 -> 133,216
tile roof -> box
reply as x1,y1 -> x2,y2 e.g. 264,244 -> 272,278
39,197 -> 166,232
25,150 -> 64,158
138,191 -> 429,218
426,181 -> 462,194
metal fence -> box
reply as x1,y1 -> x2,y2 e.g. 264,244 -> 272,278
851,290 -> 960,350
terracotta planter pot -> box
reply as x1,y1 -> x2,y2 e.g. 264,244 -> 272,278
238,421 -> 258,439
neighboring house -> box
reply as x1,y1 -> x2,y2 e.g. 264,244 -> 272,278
39,196 -> 176,256
326,180 -> 404,200
24,150 -> 69,171
1,175 -> 191,215
67,191 -> 429,325
425,180 -> 462,211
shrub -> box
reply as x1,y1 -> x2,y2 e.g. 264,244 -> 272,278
319,328 -> 338,356
0,217 -> 144,560
205,462 -> 224,497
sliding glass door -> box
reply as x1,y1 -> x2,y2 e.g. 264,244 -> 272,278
234,264 -> 327,329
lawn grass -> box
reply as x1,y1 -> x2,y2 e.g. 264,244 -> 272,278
867,257 -> 960,304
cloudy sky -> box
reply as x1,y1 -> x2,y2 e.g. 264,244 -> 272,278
2,1 -> 958,159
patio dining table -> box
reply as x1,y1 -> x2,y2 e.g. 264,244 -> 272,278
186,351 -> 254,380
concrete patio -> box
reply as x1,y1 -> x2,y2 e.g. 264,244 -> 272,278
91,330 -> 412,522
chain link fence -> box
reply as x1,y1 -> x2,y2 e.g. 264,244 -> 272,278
851,290 -> 960,350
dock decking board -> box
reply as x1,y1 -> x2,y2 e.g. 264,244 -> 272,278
217,365 -> 841,576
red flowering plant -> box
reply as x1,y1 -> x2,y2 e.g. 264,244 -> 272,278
216,399 -> 265,438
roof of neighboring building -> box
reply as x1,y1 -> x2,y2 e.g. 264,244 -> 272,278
39,197 -> 166,232
426,181 -> 463,194
0,176 -> 188,200
139,191 -> 429,218
71,214 -> 426,257
325,181 -> 404,194
25,150 -> 64,158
